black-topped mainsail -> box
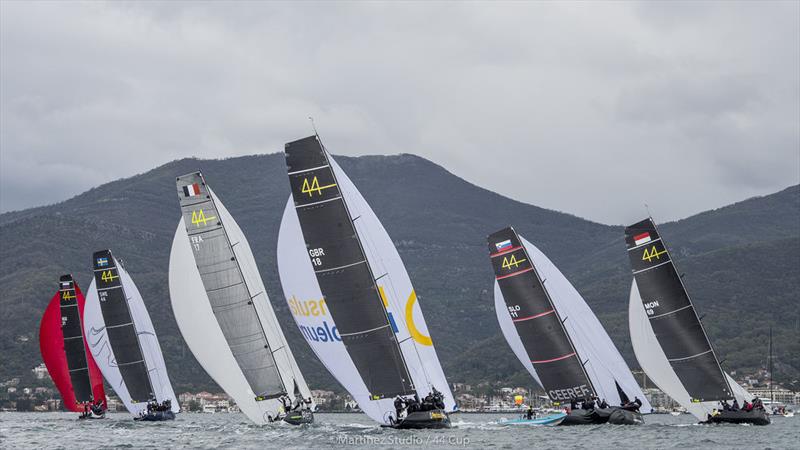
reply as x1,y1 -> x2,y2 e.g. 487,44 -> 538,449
625,218 -> 732,402
285,135 -> 414,399
175,172 -> 285,400
92,249 -> 154,402
58,275 -> 93,403
488,227 -> 595,402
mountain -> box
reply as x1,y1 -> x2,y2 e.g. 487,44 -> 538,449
1,152 -> 797,395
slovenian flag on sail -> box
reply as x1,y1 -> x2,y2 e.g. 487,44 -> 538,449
495,239 -> 513,252
183,183 -> 201,197
633,232 -> 652,246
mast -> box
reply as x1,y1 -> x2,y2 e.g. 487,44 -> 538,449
769,327 -> 773,405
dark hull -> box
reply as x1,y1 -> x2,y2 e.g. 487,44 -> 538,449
384,410 -> 451,429
705,409 -> 771,426
608,408 -> 644,425
283,410 -> 314,425
78,412 -> 105,420
561,408 -> 643,426
134,410 -> 176,422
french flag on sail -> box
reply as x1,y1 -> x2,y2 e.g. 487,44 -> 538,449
183,183 -> 201,197
495,239 -> 513,252
633,232 -> 652,246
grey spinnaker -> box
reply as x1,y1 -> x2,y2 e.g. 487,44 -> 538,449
91,250 -> 154,402
625,218 -> 732,402
175,172 -> 285,400
284,136 -> 414,399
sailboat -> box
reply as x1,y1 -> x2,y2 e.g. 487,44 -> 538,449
83,250 -> 180,421
488,226 -> 650,425
39,275 -> 107,419
625,218 -> 770,425
168,171 -> 315,425
277,135 -> 456,429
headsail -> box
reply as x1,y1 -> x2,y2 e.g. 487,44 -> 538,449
490,227 -> 651,411
625,218 -> 732,404
278,135 -> 454,424
169,172 -> 314,424
39,276 -> 106,412
83,250 -> 179,416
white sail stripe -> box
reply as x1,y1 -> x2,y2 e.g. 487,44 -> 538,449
314,260 -> 367,273
633,259 -> 672,274
627,237 -> 663,251
295,196 -> 342,209
116,359 -> 146,367
667,349 -> 713,362
96,286 -> 123,292
648,304 -> 692,319
338,324 -> 391,337
288,164 -> 330,175
63,335 -> 85,341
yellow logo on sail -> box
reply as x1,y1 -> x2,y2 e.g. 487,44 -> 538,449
501,255 -> 526,270
301,176 -> 337,197
191,209 -> 217,227
100,270 -> 118,283
642,245 -> 667,262
378,287 -> 433,346
405,290 -> 433,346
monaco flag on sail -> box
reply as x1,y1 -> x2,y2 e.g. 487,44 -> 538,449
633,232 -> 652,246
183,183 -> 201,197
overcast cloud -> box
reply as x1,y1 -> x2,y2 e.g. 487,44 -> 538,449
1,1 -> 798,224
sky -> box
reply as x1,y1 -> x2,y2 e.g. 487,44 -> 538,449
1,1 -> 798,225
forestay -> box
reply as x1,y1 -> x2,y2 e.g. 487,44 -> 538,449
278,135 -> 454,425
83,251 -> 178,416
169,172 -> 313,424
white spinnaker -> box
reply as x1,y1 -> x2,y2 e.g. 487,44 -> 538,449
494,283 -> 543,388
169,189 -> 314,425
84,261 -> 179,416
330,157 -> 455,412
520,237 -> 652,413
629,280 -> 750,420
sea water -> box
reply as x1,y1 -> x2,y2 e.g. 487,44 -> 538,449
0,412 -> 796,449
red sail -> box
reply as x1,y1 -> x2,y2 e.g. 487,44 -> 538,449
39,280 -> 107,412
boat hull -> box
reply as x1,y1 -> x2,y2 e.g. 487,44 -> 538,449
134,410 -> 176,422
607,408 -> 644,425
561,407 -> 643,425
384,410 -> 451,429
705,409 -> 771,426
503,413 -> 566,426
283,410 -> 314,425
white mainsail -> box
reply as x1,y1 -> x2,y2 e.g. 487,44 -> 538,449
495,235 -> 651,412
83,258 -> 179,416
629,280 -> 750,420
169,186 -> 313,425
278,155 -> 455,425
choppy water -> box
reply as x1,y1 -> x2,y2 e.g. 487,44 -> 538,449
0,412 -> 797,449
